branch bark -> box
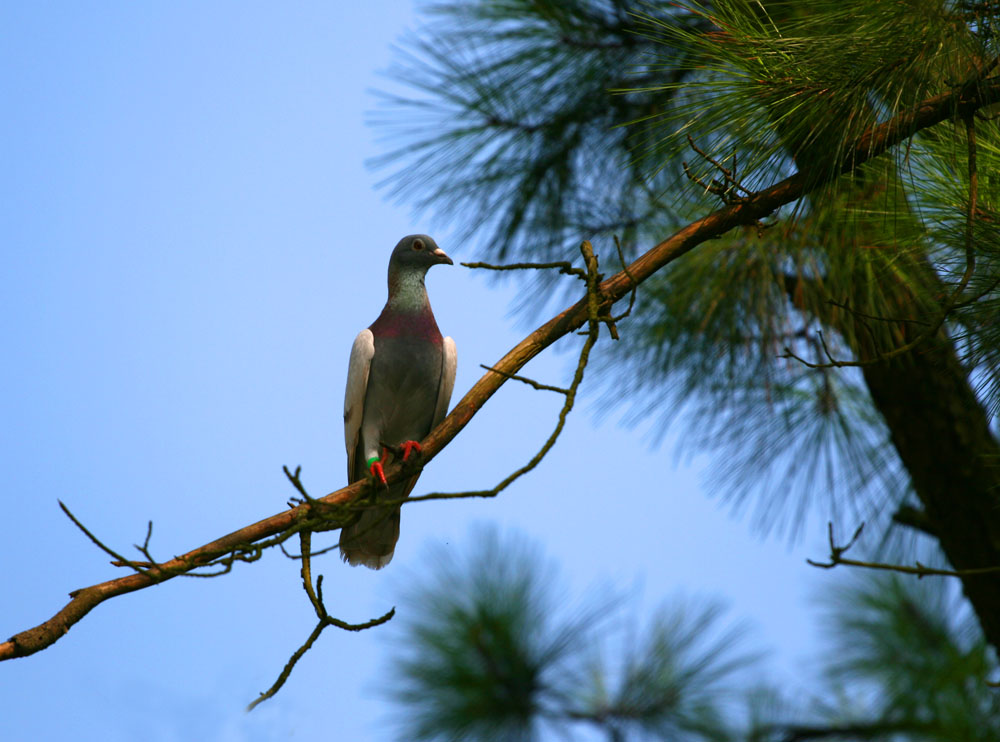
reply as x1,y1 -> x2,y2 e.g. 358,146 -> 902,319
4,74 -> 1000,662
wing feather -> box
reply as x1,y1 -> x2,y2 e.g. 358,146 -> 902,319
432,336 -> 457,428
344,329 -> 375,481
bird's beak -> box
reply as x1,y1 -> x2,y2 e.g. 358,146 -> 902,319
431,248 -> 453,265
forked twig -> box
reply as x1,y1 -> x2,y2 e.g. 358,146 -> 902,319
808,522 -> 1000,578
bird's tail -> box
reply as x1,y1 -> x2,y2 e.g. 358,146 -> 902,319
339,503 -> 401,570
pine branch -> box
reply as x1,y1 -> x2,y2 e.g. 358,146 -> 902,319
781,104 -> 991,368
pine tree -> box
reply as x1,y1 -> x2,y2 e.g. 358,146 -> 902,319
372,0 -> 1000,647
384,529 -> 1000,741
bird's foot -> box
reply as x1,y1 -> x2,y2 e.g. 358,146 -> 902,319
368,458 -> 388,487
400,440 -> 423,462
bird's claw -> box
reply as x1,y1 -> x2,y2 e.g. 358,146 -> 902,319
369,459 -> 388,487
400,440 -> 423,462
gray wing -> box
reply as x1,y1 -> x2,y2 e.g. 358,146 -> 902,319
431,336 -> 457,428
344,329 -> 375,481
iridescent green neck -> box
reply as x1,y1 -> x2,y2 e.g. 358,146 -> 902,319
387,268 -> 430,311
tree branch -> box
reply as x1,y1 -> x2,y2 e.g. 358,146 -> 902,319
4,73 -> 1000,663
246,529 -> 394,711
781,88 -> 990,369
808,522 -> 1000,578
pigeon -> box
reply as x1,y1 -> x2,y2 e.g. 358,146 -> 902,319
339,234 -> 456,569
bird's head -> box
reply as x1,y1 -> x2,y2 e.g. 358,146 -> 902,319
389,234 -> 453,274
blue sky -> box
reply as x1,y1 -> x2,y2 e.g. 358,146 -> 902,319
2,3 -> 831,740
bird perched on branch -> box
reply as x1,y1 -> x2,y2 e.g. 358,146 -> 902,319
340,234 -> 456,569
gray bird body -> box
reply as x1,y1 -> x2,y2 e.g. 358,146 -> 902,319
340,235 -> 456,569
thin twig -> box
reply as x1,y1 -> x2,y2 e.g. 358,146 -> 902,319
480,365 -> 570,394
807,522 -> 1000,578
247,528 -> 395,711
683,134 -> 756,203
461,260 -> 587,280
246,620 -> 327,712
59,501 -> 154,580
603,234 -> 638,339
827,298 -> 932,327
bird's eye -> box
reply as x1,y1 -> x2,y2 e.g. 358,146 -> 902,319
412,239 -> 425,251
